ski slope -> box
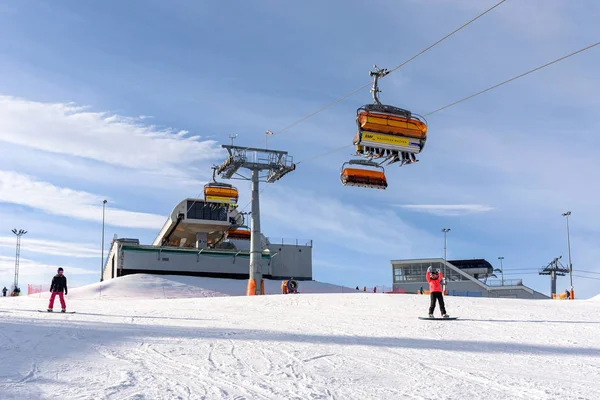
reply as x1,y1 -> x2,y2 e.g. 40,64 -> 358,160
1,275 -> 600,400
27,274 -> 357,300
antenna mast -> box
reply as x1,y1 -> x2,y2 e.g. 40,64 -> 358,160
229,133 -> 238,146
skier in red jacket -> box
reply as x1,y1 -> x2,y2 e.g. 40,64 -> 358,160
426,266 -> 449,318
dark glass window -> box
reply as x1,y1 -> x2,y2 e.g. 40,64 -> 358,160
187,201 -> 228,222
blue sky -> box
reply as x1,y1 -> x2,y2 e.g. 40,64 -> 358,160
1,0 -> 599,298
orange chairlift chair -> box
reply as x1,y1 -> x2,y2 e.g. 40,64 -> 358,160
340,159 -> 388,190
204,167 -> 239,205
227,227 -> 251,240
353,65 -> 428,167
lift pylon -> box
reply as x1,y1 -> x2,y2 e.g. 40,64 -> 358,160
539,256 -> 570,298
215,145 -> 296,295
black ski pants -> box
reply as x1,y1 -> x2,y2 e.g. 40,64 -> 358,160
429,291 -> 446,315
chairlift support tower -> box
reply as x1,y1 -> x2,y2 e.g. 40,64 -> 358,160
215,144 -> 296,295
538,256 -> 569,298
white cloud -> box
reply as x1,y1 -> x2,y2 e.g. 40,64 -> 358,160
0,236 -> 100,258
0,95 -> 226,177
426,125 -> 600,225
0,171 -> 165,229
398,204 -> 494,216
0,255 -> 96,289
260,185 -> 437,257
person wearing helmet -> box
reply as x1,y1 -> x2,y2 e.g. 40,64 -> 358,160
48,267 -> 68,312
426,266 -> 449,318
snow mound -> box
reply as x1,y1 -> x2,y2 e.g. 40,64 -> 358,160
589,293 -> 600,301
29,274 -> 356,300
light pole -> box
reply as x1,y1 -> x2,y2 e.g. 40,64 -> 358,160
562,211 -> 573,299
498,256 -> 504,286
101,200 -> 107,282
442,228 -> 451,262
12,229 -> 27,293
442,228 -> 450,291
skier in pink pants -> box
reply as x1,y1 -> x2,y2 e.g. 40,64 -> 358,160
48,267 -> 68,312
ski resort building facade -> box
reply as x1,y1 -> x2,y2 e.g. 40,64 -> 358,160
391,258 -> 548,299
101,198 -> 313,282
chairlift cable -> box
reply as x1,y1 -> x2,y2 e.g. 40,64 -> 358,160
386,0 -> 507,76
297,144 -> 354,164
233,1 -> 509,210
263,0 -> 507,140
211,0 -> 507,174
246,34 -> 598,211
423,40 -> 600,117
292,40 -> 600,165
573,274 -> 600,281
574,270 -> 600,275
174,2 -> 511,223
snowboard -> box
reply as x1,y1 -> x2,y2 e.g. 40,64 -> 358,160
419,316 -> 458,320
39,310 -> 76,314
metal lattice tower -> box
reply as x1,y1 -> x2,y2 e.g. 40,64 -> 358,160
215,145 -> 296,295
12,229 -> 27,291
539,256 -> 569,298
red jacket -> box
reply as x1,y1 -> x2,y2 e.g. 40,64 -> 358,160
426,272 -> 443,293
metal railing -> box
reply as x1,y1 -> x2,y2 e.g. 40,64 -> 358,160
266,237 -> 313,247
486,279 -> 523,287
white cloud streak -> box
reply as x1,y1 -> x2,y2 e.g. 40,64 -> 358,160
261,185 -> 437,257
0,95 -> 226,177
0,171 -> 165,229
0,255 -> 96,288
0,236 -> 100,258
397,204 -> 495,216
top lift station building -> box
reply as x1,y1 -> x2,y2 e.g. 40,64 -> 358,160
101,145 -> 312,290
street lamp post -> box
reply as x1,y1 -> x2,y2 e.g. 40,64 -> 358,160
562,211 -> 573,299
442,228 -> 451,262
11,229 -> 27,294
101,200 -> 107,282
498,256 -> 504,286
442,228 -> 450,292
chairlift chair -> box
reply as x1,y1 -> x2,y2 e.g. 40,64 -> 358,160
352,65 -> 428,167
340,159 -> 388,190
204,167 -> 239,205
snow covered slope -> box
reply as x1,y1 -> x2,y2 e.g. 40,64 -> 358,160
26,274 -> 357,300
1,275 -> 600,399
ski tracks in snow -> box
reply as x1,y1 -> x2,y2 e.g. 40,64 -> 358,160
3,292 -> 600,399
93,336 -> 402,399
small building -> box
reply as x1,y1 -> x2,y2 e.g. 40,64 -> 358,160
390,258 -> 548,299
102,198 -> 312,282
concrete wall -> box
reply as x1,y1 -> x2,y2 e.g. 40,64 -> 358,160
102,242 -> 312,281
266,243 -> 312,280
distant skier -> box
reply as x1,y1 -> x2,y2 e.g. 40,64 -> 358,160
426,266 -> 449,318
2,286 -> 7,297
48,267 -> 68,312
